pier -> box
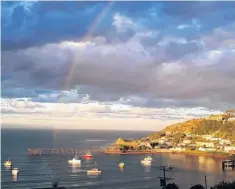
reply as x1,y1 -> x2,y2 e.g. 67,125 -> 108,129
28,148 -> 103,156
222,160 -> 235,170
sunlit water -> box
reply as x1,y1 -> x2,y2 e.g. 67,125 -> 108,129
1,129 -> 235,189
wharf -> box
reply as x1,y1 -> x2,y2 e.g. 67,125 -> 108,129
28,148 -> 103,156
222,160 -> 235,170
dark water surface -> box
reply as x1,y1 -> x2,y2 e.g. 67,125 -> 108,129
1,129 -> 235,189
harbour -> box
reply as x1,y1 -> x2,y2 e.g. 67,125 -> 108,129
2,129 -> 235,189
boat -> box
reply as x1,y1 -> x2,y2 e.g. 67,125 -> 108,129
145,156 -> 152,161
4,159 -> 11,167
141,160 -> 151,165
87,168 -> 101,175
83,152 -> 93,159
141,157 -> 152,165
12,168 -> 19,176
168,164 -> 173,169
119,162 -> 125,168
68,155 -> 81,164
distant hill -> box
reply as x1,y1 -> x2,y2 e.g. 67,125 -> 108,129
147,110 -> 235,142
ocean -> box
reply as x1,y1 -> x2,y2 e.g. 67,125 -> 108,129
1,129 -> 235,189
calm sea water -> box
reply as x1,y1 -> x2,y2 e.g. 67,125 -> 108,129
1,129 -> 235,189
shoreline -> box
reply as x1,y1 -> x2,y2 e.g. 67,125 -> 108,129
103,149 -> 235,159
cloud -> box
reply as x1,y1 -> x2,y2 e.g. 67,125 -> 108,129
1,98 -> 222,130
2,1 -> 235,129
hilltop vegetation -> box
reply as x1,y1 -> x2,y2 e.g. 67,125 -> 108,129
147,110 -> 235,142
148,119 -> 235,142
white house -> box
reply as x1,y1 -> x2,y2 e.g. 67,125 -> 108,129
139,142 -> 152,149
224,146 -> 235,152
219,139 -> 232,145
196,142 -> 215,148
171,147 -> 186,152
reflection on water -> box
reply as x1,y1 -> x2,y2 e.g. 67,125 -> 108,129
198,156 -> 217,172
164,154 -> 221,173
5,165 -> 11,170
71,164 -> 81,173
87,174 -> 101,179
12,175 -> 18,182
142,164 -> 151,173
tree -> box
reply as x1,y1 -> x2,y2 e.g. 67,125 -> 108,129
119,145 -> 129,151
140,145 -> 147,151
166,183 -> 179,189
190,184 -> 205,189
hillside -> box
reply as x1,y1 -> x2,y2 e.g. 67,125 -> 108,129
147,111 -> 235,142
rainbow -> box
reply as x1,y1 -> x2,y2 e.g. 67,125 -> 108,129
63,1 -> 113,91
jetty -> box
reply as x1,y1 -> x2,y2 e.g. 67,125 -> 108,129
222,160 -> 235,170
28,148 -> 103,156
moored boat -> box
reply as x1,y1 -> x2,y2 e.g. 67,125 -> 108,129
87,168 -> 101,175
68,155 -> 81,164
12,168 -> 19,176
141,156 -> 152,165
83,152 -> 93,159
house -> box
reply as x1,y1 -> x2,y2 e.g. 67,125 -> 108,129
165,142 -> 173,147
199,147 -> 206,151
139,142 -> 152,149
219,139 -> 232,145
170,147 -> 186,152
224,146 -> 235,153
183,140 -> 191,145
158,139 -> 165,144
202,135 -> 219,141
196,142 -> 215,148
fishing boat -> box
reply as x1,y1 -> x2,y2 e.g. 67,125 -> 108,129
12,168 -> 19,176
4,159 -> 11,167
119,162 -> 125,168
87,168 -> 101,175
68,155 -> 81,165
83,152 -> 93,159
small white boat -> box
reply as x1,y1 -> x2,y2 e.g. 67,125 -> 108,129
68,156 -> 81,165
145,156 -> 152,161
168,164 -> 173,169
87,168 -> 101,175
141,160 -> 151,165
12,168 -> 19,176
141,156 -> 152,165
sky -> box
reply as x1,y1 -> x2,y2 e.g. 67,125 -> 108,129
1,1 -> 235,131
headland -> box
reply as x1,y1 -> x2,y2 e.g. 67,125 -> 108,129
103,110 -> 235,159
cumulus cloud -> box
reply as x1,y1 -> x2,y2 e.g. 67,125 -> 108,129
2,13 -> 235,110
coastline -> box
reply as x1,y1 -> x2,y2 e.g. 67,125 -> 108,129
103,148 -> 234,159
